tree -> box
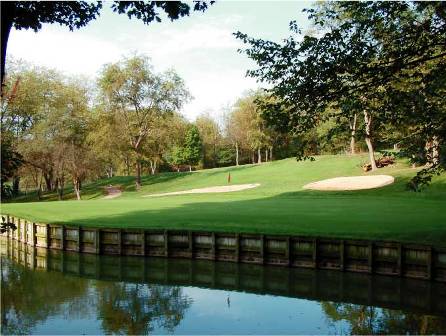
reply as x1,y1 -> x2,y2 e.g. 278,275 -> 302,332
182,125 -> 202,171
195,114 -> 222,168
98,55 -> 190,188
1,1 -> 212,88
0,139 -> 22,198
236,2 -> 446,181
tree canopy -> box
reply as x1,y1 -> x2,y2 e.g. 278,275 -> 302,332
236,1 -> 446,187
1,1 -> 213,87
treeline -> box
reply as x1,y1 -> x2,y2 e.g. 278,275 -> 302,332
1,56 -> 316,200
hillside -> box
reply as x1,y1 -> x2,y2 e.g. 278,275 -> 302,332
2,154 -> 446,246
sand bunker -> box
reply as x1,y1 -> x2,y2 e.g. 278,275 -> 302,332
303,175 -> 394,191
103,186 -> 122,199
143,183 -> 260,197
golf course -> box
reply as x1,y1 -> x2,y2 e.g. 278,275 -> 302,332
3,154 -> 446,247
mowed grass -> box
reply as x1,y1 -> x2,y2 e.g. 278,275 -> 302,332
2,154 -> 446,246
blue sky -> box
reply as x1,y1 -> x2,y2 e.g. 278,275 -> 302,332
8,1 -> 311,120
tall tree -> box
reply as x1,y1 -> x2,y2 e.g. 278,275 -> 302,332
195,114 -> 221,168
98,55 -> 190,188
182,125 -> 203,171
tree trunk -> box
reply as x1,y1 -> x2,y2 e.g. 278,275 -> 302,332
251,151 -> 255,164
12,176 -> 20,196
363,111 -> 377,171
73,178 -> 81,200
257,148 -> 262,164
135,152 -> 142,189
265,149 -> 268,162
235,142 -> 239,166
350,113 -> 357,155
150,160 -> 157,175
270,146 -> 273,161
44,173 -> 52,192
189,165 -> 192,172
0,2 -> 13,89
432,136 -> 440,165
57,177 -> 64,201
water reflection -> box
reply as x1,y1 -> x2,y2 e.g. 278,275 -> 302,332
1,239 -> 446,335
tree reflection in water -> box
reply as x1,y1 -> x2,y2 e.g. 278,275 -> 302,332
1,259 -> 89,335
322,302 -> 446,335
96,283 -> 192,335
1,258 -> 192,335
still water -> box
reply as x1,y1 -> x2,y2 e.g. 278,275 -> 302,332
1,239 -> 446,335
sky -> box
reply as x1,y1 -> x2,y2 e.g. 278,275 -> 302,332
7,1 -> 311,121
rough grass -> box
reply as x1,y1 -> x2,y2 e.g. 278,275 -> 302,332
2,154 -> 446,247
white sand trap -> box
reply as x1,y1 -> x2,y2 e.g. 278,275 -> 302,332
103,192 -> 122,199
303,175 -> 394,191
143,183 -> 260,197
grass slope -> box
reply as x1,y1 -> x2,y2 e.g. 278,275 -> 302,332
2,155 -> 446,246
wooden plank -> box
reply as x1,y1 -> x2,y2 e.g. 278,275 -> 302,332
340,240 -> 345,271
368,242 -> 373,274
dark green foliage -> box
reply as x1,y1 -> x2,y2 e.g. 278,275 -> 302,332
183,125 -> 202,167
1,139 -> 22,198
236,2 -> 446,188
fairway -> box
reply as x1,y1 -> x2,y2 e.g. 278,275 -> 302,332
2,155 -> 446,247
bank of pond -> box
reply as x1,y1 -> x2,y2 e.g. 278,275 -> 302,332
1,238 -> 446,334
3,216 -> 446,282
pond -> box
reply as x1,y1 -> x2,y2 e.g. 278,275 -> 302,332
1,238 -> 446,335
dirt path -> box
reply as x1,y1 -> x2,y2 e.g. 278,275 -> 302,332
303,175 -> 394,191
103,186 -> 122,199
143,183 -> 260,197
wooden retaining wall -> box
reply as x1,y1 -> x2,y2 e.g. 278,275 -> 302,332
3,215 -> 446,282
2,238 -> 446,317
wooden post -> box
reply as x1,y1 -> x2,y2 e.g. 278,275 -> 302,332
286,237 -> 291,266
142,230 -> 146,256
22,219 -> 26,244
397,243 -> 403,276
188,231 -> 193,258
94,229 -> 101,254
31,223 -> 36,247
77,227 -> 81,252
235,233 -> 240,262
340,240 -> 345,271
118,229 -> 122,255
312,238 -> 318,268
45,224 -> 50,248
211,232 -> 216,260
368,242 -> 373,274
164,230 -> 169,257
61,226 -> 65,251
427,247 -> 434,280
260,235 -> 265,264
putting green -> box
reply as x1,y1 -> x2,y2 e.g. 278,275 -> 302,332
2,155 -> 446,246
